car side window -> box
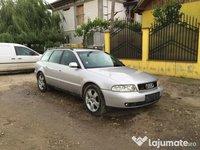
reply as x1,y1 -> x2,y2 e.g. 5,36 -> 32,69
15,46 -> 38,56
60,51 -> 79,66
48,50 -> 63,64
41,50 -> 53,61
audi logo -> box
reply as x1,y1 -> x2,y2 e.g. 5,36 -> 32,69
145,83 -> 154,89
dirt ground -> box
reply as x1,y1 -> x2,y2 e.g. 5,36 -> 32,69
0,73 -> 200,150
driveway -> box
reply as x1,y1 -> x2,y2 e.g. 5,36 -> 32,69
0,73 -> 199,150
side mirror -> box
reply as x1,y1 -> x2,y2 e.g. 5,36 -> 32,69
69,62 -> 78,68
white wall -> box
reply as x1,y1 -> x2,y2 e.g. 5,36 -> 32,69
60,6 -> 75,32
134,14 -> 142,23
59,0 -> 98,31
84,0 -> 98,22
59,0 -> 126,32
103,0 -> 126,20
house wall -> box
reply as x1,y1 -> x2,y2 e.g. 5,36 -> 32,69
61,1 -> 99,29
181,1 -> 200,21
141,0 -> 200,27
60,7 -> 75,32
103,0 -> 126,20
84,0 -> 98,22
54,0 -> 126,44
58,0 -> 125,31
142,0 -> 200,10
57,5 -> 83,44
58,0 -> 99,44
134,13 -> 142,23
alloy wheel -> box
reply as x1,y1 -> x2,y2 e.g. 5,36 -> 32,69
38,73 -> 46,91
85,89 -> 100,112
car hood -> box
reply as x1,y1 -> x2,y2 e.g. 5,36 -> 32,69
89,67 -> 158,84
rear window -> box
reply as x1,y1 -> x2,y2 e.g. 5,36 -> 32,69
41,50 -> 53,61
48,50 -> 63,64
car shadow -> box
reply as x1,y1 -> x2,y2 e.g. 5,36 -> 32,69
104,103 -> 158,118
40,87 -> 160,126
0,70 -> 34,76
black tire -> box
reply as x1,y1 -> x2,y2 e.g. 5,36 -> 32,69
83,84 -> 106,116
37,72 -> 47,92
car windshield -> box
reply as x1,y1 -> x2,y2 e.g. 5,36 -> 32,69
77,51 -> 124,69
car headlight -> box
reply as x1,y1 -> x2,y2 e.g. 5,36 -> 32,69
111,85 -> 137,92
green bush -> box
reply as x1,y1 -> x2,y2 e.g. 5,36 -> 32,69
152,0 -> 183,27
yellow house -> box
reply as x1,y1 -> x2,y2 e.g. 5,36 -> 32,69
105,0 -> 200,79
134,0 -> 200,28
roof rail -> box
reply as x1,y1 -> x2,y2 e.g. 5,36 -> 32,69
46,47 -> 74,50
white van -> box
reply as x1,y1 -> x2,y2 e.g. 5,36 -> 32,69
0,43 -> 41,73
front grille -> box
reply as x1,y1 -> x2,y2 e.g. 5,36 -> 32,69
138,81 -> 157,91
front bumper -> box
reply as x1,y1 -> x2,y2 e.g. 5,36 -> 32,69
102,87 -> 163,108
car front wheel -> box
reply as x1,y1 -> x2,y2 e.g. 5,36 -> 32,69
37,72 -> 47,92
83,84 -> 106,116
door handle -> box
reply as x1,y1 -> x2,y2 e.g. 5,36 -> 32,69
11,58 -> 15,60
18,58 -> 22,60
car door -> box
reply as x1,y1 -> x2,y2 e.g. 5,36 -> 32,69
0,45 -> 16,72
14,46 -> 41,70
44,50 -> 64,88
58,50 -> 82,94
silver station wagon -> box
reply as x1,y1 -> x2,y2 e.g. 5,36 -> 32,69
35,49 -> 163,115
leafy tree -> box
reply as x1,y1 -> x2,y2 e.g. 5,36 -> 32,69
75,18 -> 141,46
0,0 -> 65,53
114,18 -> 141,32
75,18 -> 110,46
152,0 -> 183,26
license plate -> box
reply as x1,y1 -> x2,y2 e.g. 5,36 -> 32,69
145,92 -> 160,102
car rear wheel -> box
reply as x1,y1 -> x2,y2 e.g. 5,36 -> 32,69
37,72 -> 47,92
83,84 -> 106,116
